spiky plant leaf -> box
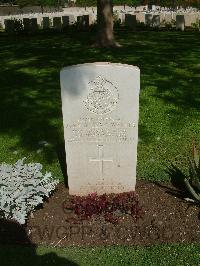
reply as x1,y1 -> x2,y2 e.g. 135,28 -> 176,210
183,178 -> 200,202
166,163 -> 187,190
168,142 -> 200,203
189,157 -> 197,179
189,143 -> 200,191
192,141 -> 199,167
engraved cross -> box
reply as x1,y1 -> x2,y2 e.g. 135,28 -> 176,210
89,145 -> 113,181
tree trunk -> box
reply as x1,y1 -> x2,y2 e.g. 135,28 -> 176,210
96,0 -> 119,47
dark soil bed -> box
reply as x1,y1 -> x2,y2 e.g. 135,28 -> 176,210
1,181 -> 200,247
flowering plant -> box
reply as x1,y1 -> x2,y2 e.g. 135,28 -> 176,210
64,190 -> 143,224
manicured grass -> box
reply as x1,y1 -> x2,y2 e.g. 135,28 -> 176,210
0,30 -> 199,182
0,243 -> 200,266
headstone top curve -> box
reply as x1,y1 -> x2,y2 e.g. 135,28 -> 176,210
60,62 -> 140,73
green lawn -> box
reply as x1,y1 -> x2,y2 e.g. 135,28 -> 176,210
0,30 -> 200,264
0,243 -> 200,266
0,30 -> 199,182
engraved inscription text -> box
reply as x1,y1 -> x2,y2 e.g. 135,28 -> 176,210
66,117 -> 135,143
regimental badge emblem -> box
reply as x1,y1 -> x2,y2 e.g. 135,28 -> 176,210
83,76 -> 119,115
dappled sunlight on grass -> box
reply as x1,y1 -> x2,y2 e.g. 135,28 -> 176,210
0,243 -> 200,265
0,30 -> 199,181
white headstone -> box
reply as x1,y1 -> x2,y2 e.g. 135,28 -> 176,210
30,18 -> 38,32
62,16 -> 69,29
125,14 -> 136,30
136,12 -> 145,23
145,13 -> 153,25
165,13 -> 173,23
152,15 -> 160,27
53,17 -> 62,30
119,13 -> 125,24
4,19 -> 15,34
68,15 -> 76,25
43,17 -> 50,29
23,18 -> 30,31
152,5 -> 156,11
77,15 -> 89,30
184,13 -> 197,27
88,13 -> 95,25
176,14 -> 185,31
60,63 -> 140,195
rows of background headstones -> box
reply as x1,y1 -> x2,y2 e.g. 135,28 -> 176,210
2,8 -> 200,34
123,11 -> 200,31
3,13 -> 93,33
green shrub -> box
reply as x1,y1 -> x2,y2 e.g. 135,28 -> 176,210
0,158 -> 59,224
191,19 -> 200,31
167,141 -> 200,203
13,19 -> 24,33
160,19 -> 176,30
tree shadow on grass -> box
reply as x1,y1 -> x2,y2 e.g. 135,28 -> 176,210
0,219 -> 78,266
113,31 -> 200,114
0,30 -> 199,181
0,32 -> 93,146
0,32 -> 100,183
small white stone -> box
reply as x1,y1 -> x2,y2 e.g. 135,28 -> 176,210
184,197 -> 195,202
38,140 -> 49,146
36,149 -> 42,154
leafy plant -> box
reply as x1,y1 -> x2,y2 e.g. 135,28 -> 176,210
191,19 -> 200,31
167,142 -> 200,202
113,10 -> 120,23
160,19 -> 176,30
0,158 -> 59,224
63,191 -> 143,224
113,10 -> 121,28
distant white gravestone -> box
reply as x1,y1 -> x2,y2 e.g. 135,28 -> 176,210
60,63 -> 140,195
176,15 -> 185,31
43,17 -> 50,29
